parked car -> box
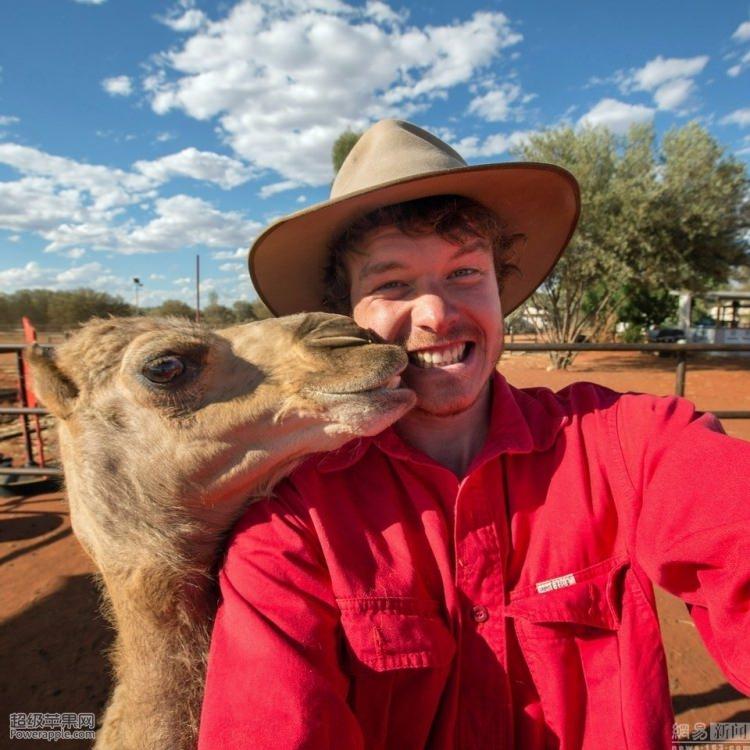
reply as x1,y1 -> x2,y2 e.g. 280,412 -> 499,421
646,327 -> 685,343
646,327 -> 686,356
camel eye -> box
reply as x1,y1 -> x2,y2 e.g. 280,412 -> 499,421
142,356 -> 185,385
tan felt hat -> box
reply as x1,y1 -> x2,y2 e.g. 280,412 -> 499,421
249,119 -> 580,317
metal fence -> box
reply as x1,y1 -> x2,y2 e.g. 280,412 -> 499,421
2,341 -> 749,478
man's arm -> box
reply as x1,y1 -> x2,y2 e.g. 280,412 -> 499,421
198,482 -> 364,749
615,394 -> 750,694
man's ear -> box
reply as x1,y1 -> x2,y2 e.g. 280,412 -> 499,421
26,344 -> 79,420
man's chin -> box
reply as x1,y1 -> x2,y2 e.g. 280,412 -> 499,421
411,387 -> 487,419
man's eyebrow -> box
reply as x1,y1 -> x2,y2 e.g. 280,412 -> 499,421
358,239 -> 490,282
450,238 -> 490,259
358,260 -> 407,282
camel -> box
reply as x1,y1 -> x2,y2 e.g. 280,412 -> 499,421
27,312 -> 416,750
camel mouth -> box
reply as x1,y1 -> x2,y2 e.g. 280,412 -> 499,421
314,360 -> 409,397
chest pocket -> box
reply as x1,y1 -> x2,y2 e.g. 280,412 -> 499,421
506,556 -> 632,750
336,596 -> 456,672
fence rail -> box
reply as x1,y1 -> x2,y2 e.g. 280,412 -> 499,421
2,341 -> 749,478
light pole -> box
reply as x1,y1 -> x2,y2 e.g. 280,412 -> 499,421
133,277 -> 144,314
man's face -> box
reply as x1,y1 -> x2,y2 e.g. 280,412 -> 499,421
347,226 -> 504,417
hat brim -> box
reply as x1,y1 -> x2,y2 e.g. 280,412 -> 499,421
249,162 -> 580,317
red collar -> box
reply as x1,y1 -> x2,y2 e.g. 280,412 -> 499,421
316,372 -> 568,474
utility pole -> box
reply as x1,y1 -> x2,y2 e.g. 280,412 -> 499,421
133,277 -> 143,314
195,255 -> 201,323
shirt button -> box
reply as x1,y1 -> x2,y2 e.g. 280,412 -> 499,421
471,605 -> 489,623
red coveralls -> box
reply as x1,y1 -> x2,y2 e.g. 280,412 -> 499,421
199,373 -> 750,749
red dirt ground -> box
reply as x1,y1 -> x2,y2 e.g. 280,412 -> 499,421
0,346 -> 748,748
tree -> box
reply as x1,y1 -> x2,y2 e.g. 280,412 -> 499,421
150,300 -> 195,319
232,299 -> 272,322
332,130 -> 361,174
513,122 -> 749,367
201,304 -> 235,328
0,288 -> 133,327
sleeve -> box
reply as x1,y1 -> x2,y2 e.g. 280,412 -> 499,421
198,481 -> 364,749
615,394 -> 750,695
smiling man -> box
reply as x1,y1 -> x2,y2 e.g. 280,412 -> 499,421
199,120 -> 750,749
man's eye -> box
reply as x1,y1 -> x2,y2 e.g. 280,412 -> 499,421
374,280 -> 406,292
450,268 -> 480,279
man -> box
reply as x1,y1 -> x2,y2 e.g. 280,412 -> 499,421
199,120 -> 750,749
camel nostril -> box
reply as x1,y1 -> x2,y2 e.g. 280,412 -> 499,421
306,317 -> 374,348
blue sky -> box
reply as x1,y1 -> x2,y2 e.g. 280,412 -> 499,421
1,0 -> 749,307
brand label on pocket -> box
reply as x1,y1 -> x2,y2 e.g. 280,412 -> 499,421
536,573 -> 576,594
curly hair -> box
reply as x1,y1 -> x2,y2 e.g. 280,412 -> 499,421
322,194 -> 521,314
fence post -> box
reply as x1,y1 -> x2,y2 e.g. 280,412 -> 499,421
675,350 -> 687,398
15,350 -> 36,466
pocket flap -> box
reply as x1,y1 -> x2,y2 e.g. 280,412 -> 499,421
506,556 -> 628,631
337,597 -> 456,672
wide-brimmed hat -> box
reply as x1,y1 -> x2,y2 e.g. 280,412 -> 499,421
249,119 -> 580,316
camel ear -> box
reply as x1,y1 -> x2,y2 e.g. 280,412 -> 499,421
26,344 -> 79,420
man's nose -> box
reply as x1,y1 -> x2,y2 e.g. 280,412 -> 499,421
411,292 -> 458,334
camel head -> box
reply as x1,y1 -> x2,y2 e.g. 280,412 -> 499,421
28,313 -> 416,568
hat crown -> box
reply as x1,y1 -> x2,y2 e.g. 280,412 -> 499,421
331,119 -> 468,200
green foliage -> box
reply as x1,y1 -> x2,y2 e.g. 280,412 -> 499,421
149,299 -> 195,319
0,288 -> 133,327
332,130 -> 362,174
233,299 -> 272,321
0,288 -> 276,330
619,323 -> 645,343
513,122 -> 749,367
615,283 -> 677,328
201,304 -> 236,328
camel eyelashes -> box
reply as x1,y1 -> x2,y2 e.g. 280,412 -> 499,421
141,355 -> 187,385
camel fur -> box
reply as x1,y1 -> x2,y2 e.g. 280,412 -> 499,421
28,312 -> 415,749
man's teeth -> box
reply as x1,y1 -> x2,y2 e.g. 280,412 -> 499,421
411,344 -> 467,369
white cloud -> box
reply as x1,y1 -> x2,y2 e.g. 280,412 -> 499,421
158,0 -> 208,32
0,115 -> 20,126
102,75 -> 134,97
652,78 -> 695,110
212,247 -> 246,260
364,1 -> 407,25
219,262 -> 244,272
147,0 -> 523,185
113,195 -> 260,254
0,142 -> 263,255
0,261 -> 118,292
727,49 -> 750,77
447,129 -> 533,159
58,247 -> 87,259
134,147 -> 255,189
0,142 -> 153,211
627,55 -> 709,91
619,55 -> 708,112
732,21 -> 750,42
721,108 -> 750,127
155,131 -> 176,142
578,98 -> 655,134
258,180 -> 303,199
467,83 -> 521,122
73,0 -> 106,4
296,195 -> 307,203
